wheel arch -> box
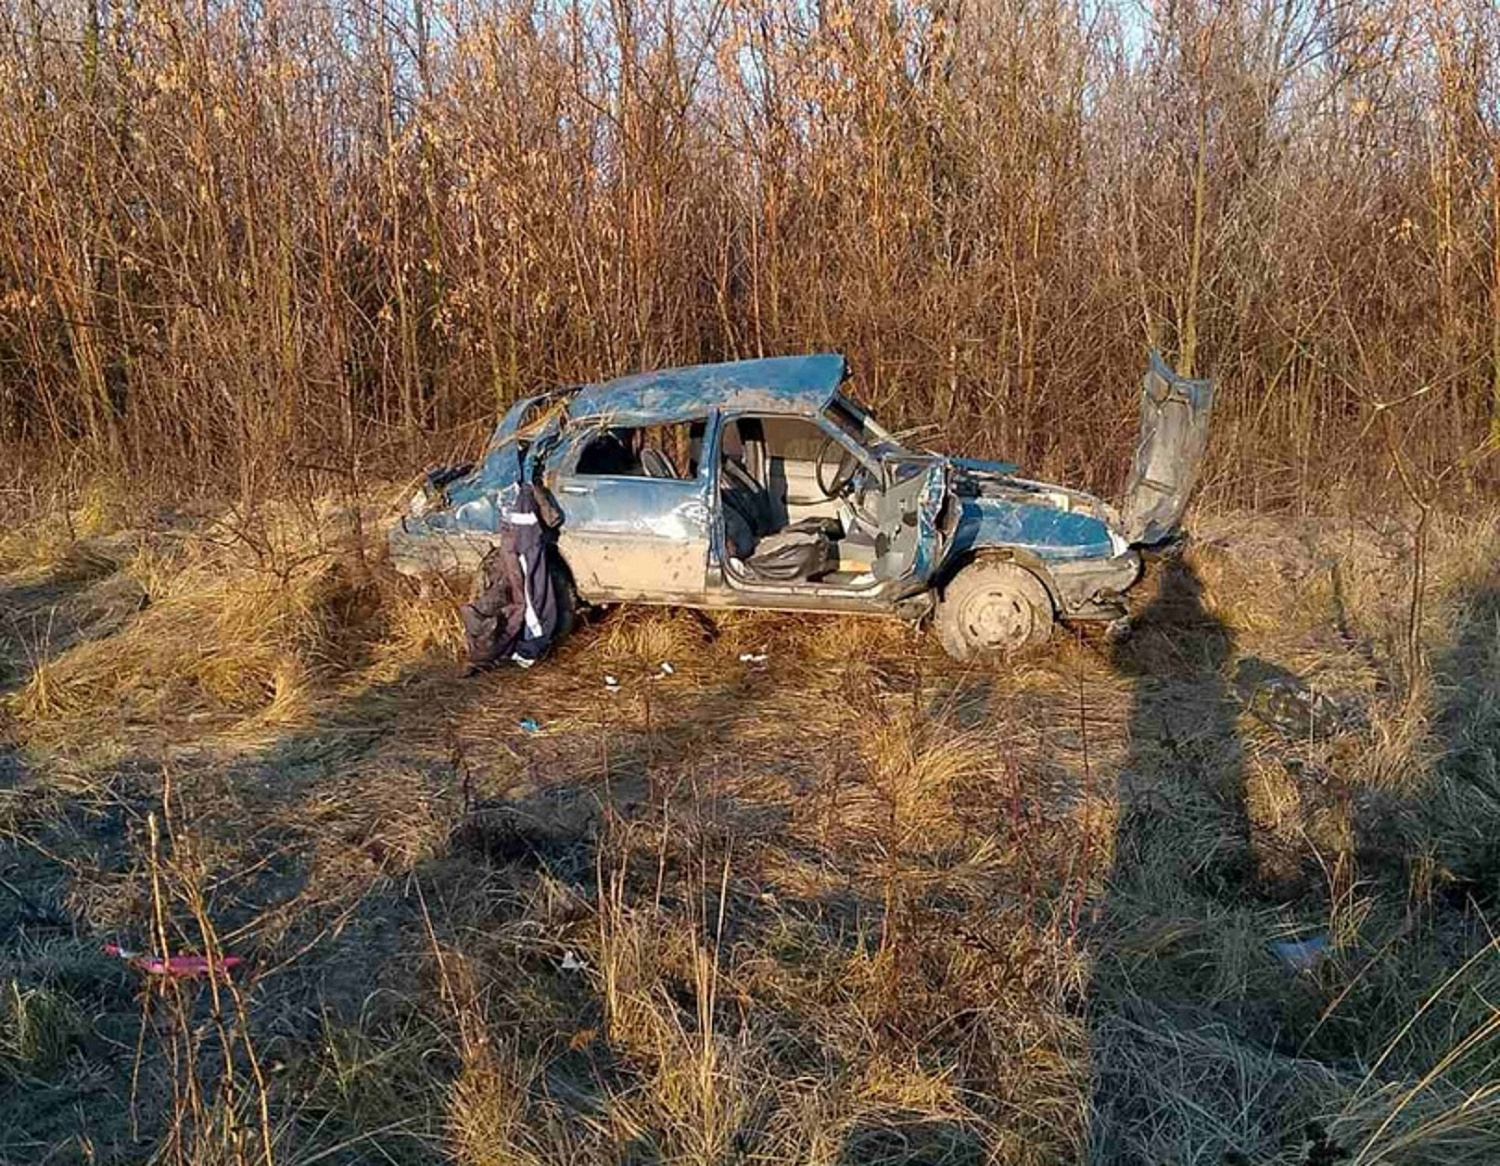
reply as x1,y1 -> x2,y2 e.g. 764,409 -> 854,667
936,546 -> 1062,617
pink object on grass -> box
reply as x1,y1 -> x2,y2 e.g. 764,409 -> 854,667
104,942 -> 243,977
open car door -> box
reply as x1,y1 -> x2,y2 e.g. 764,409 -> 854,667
877,458 -> 950,593
1121,351 -> 1215,546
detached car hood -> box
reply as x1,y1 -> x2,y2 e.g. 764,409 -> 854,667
1120,352 -> 1215,545
942,350 -> 1214,557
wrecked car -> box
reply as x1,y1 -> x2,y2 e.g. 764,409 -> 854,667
390,352 -> 1213,660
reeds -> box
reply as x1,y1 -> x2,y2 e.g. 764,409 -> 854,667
1,0 -> 1497,510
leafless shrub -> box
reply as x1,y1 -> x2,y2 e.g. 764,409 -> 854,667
0,0 -> 1496,506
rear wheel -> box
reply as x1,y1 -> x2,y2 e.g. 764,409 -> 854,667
549,553 -> 578,643
936,559 -> 1053,661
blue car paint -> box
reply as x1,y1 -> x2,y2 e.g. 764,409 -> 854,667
413,355 -> 846,541
554,476 -> 711,540
569,354 -> 846,425
393,352 -> 1157,618
427,403 -> 563,532
949,499 -> 1119,563
551,471 -> 713,599
550,424 -> 713,543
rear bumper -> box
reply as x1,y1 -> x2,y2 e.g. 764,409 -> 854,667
388,521 -> 498,580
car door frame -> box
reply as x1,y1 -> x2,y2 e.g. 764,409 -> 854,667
544,413 -> 714,604
703,408 -> 946,613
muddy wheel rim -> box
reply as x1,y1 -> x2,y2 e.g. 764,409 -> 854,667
960,588 -> 1031,650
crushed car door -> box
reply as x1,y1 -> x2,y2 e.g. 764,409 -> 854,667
547,420 -> 712,603
871,458 -> 950,593
1121,350 -> 1215,546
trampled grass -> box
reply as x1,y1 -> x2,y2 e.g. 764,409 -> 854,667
1,499 -> 1498,1164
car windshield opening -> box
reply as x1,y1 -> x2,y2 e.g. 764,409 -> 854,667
823,393 -> 894,451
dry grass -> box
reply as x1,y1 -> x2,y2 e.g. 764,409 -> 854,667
2,500 -> 1500,1164
4,0 -> 1500,508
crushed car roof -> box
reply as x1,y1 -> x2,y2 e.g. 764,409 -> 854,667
569,353 -> 848,425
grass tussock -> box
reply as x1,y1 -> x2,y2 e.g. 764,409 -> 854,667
0,978 -> 88,1078
16,555 -> 342,731
5,505 -> 458,741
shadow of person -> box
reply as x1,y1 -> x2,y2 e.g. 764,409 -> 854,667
1418,573 -> 1500,913
1090,549 -> 1500,1166
1087,549 -> 1259,1164
1108,552 -> 1252,900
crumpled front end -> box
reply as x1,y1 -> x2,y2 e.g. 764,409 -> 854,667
390,480 -> 520,579
944,472 -> 1140,618
935,350 -> 1214,619
948,463 -> 1128,560
389,394 -> 567,579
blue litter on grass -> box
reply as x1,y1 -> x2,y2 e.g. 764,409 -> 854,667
1269,934 -> 1328,972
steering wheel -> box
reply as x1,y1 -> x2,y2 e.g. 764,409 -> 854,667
816,435 -> 861,498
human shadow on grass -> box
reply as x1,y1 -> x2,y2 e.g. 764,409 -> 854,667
1087,551 -> 1263,1166
1415,575 -> 1500,912
1087,551 -> 1500,1166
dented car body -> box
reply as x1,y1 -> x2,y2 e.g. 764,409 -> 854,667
390,352 -> 1213,659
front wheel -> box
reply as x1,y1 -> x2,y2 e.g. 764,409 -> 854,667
935,559 -> 1054,661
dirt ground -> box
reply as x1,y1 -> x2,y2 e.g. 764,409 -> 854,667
2,503 -> 1498,1165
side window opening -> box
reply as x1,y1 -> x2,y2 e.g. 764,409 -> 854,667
573,420 -> 704,480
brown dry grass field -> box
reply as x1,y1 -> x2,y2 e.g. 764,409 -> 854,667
1,490 -> 1498,1166
6,0 -> 1500,1160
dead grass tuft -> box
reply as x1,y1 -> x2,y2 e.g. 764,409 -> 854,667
3,503 -> 461,744
433,946 -> 553,1166
13,559 -> 347,731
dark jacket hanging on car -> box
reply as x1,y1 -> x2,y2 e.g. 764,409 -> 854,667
459,481 -> 564,671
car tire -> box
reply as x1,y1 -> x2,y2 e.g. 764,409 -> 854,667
936,559 -> 1054,660
550,553 -> 578,644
